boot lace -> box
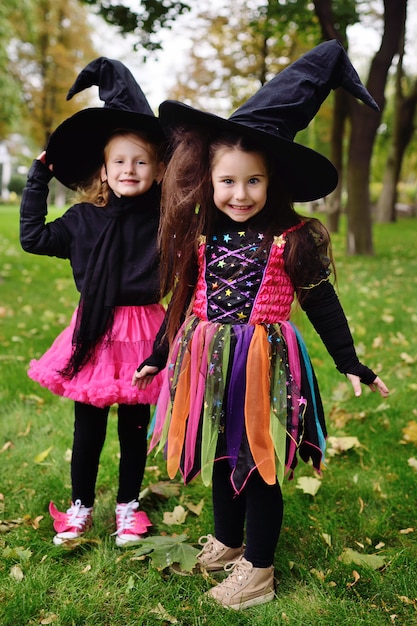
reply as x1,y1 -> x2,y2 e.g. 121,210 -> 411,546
197,534 -> 222,557
220,557 -> 252,591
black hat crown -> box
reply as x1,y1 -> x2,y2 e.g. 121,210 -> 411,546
230,39 -> 378,142
66,57 -> 155,116
46,57 -> 163,189
159,40 -> 379,202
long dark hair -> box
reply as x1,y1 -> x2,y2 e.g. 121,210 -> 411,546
159,127 -> 334,342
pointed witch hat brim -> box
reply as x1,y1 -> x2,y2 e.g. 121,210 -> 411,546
45,57 -> 165,190
46,107 -> 164,190
159,40 -> 379,203
159,100 -> 338,202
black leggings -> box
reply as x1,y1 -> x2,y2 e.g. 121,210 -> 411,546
212,459 -> 283,568
71,401 -> 150,507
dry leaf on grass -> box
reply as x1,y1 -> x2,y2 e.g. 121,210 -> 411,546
183,498 -> 205,516
10,564 -> 24,581
346,570 -> 361,588
295,476 -> 322,496
163,505 -> 188,525
150,603 -> 178,624
402,421 -> 417,444
34,446 -> 53,463
407,457 -> 417,471
326,436 -> 362,456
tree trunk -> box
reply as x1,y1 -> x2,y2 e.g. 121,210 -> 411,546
327,87 -> 349,232
376,32 -> 417,223
312,0 -> 350,233
346,0 -> 407,255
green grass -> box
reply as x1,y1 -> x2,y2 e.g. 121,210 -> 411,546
1,204 -> 417,625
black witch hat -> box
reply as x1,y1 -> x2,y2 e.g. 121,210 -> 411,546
159,40 -> 379,202
46,57 -> 164,189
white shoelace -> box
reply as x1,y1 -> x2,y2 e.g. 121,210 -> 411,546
115,499 -> 139,532
66,499 -> 91,529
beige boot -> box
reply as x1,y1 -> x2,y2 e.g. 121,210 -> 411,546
206,556 -> 275,610
197,534 -> 244,572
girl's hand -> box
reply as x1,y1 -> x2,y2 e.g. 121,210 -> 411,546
132,365 -> 158,389
37,151 -> 53,172
346,373 -> 389,398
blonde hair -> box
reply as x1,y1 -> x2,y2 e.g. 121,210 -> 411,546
74,129 -> 164,207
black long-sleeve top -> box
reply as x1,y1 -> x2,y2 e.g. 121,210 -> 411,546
20,159 -> 161,305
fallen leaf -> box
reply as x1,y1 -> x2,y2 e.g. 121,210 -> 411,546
39,613 -> 58,624
0,441 -> 13,453
310,568 -> 327,581
19,393 -> 44,405
130,534 -> 199,572
295,476 -> 322,496
184,498 -> 205,516
322,533 -> 332,547
81,564 -> 91,574
397,595 -> 417,608
140,481 -> 181,501
3,546 -> 33,562
150,603 -> 178,624
372,336 -> 384,348
0,518 -> 25,533
338,548 -> 386,570
400,352 -> 416,365
17,422 -> 31,437
328,406 -> 355,429
402,421 -> 417,444
34,446 -> 53,463
407,458 -> 417,471
326,436 -> 361,456
31,515 -> 44,530
163,505 -> 188,525
399,528 -> 414,535
381,313 -> 394,324
346,570 -> 360,588
10,564 -> 24,581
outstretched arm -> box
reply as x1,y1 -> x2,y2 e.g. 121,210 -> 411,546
302,280 -> 389,398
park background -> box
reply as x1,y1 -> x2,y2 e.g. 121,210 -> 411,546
1,1 -> 417,624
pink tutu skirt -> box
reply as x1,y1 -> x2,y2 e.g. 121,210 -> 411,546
28,304 -> 165,408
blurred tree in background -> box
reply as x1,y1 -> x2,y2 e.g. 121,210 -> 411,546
8,0 -> 97,149
0,0 -> 415,254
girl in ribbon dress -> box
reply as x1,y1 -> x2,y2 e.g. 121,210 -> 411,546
133,41 -> 389,609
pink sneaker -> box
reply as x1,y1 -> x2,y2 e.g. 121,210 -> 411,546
49,499 -> 93,545
114,500 -> 152,547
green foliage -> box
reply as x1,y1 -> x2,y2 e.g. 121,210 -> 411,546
80,0 -> 191,54
1,206 -> 417,624
7,174 -> 26,196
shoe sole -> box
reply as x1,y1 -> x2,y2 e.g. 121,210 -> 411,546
115,535 -> 145,547
229,590 -> 275,610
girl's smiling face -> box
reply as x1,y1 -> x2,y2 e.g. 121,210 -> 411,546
101,133 -> 163,198
211,147 -> 269,222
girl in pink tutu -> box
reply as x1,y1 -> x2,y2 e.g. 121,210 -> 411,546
20,58 -> 166,546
